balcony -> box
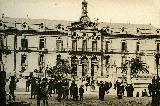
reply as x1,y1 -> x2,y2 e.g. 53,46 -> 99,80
55,48 -> 68,53
69,48 -> 103,55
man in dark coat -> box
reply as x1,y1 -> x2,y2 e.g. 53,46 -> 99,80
30,77 -> 36,99
48,79 -> 53,97
104,81 -> 110,94
73,84 -> 78,101
57,81 -> 63,102
70,80 -> 75,99
79,85 -> 84,101
41,78 -> 48,106
126,84 -> 134,97
63,86 -> 69,100
9,76 -> 18,101
99,81 -> 105,101
26,78 -> 30,92
36,79 -> 41,106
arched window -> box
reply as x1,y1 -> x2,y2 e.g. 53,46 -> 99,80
81,56 -> 88,76
71,55 -> 78,76
91,56 -> 97,76
72,40 -> 77,51
82,40 -> 87,51
92,41 -> 97,51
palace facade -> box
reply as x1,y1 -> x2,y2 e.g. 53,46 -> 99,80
0,0 -> 160,86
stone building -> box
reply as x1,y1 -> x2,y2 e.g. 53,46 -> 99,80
0,0 -> 160,95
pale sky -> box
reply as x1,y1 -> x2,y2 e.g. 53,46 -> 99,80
0,0 -> 160,28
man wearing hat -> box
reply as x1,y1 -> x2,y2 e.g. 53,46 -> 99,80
79,85 -> 84,101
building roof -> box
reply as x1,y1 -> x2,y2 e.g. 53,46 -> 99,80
0,17 -> 159,37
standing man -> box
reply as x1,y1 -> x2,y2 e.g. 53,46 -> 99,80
70,80 -> 75,100
57,80 -> 63,102
79,85 -> 84,101
26,78 -> 30,92
126,84 -> 134,97
48,79 -> 53,97
73,84 -> 78,101
36,79 -> 41,106
9,76 -> 18,101
30,77 -> 36,99
99,81 -> 105,101
41,78 -> 48,106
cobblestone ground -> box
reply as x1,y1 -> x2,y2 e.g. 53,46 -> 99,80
13,94 -> 152,106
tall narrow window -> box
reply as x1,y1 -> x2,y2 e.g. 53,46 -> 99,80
136,42 -> 140,52
72,40 -> 77,51
81,56 -> 88,76
21,38 -> 28,50
21,54 -> 27,66
82,64 -> 88,76
157,43 -> 160,52
105,56 -> 110,66
121,41 -> 127,52
91,64 -> 94,76
38,53 -> 44,71
39,54 -> 44,65
0,52 -> 2,61
82,40 -> 87,51
121,56 -> 126,67
39,37 -> 45,50
92,41 -> 97,51
21,54 -> 27,72
105,41 -> 110,52
0,36 -> 3,49
56,40 -> 63,51
71,55 -> 78,76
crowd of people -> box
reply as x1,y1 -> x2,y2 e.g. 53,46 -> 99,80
8,73 -> 160,106
24,75 -> 115,105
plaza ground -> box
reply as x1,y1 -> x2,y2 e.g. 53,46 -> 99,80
10,93 -> 152,106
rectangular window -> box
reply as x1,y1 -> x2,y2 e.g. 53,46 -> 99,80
106,56 -> 109,66
157,43 -> 160,52
56,40 -> 63,51
136,42 -> 140,52
92,41 -> 97,51
72,40 -> 77,51
39,38 -> 45,50
38,53 -> 44,71
121,56 -> 125,66
0,36 -> 3,49
82,40 -> 87,51
21,38 -> 28,50
91,64 -> 94,76
82,64 -> 87,76
21,54 -> 27,66
105,41 -> 110,52
121,41 -> 127,52
38,54 -> 44,65
0,53 -> 2,61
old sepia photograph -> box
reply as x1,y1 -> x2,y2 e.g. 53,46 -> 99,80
0,0 -> 160,106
